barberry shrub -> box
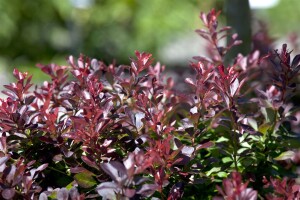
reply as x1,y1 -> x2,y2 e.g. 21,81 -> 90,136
0,8 -> 300,200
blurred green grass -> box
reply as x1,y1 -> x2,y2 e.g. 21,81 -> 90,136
0,0 -> 299,84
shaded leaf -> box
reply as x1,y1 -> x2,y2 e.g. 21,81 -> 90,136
74,172 -> 97,188
291,54 -> 300,68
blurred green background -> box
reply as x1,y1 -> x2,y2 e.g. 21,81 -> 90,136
0,0 -> 299,83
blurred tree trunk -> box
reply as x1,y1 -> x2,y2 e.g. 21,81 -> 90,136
224,0 -> 251,63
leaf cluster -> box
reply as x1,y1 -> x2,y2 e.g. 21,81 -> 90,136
0,8 -> 300,200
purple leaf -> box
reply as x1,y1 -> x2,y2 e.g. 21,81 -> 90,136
181,146 -> 194,157
1,188 -> 15,200
39,193 -> 48,200
230,78 -> 239,96
124,107 -> 135,126
134,112 -> 145,130
70,167 -> 87,174
168,182 -> 184,200
124,188 -> 136,198
69,187 -> 80,200
81,156 -> 99,170
291,54 -> 300,68
123,153 -> 135,175
25,96 -> 35,105
196,141 -> 214,151
100,161 -> 127,183
4,165 -> 16,184
185,78 -> 195,87
136,184 -> 158,197
57,188 -> 69,200
61,147 -> 74,158
96,182 -> 118,199
0,156 -> 9,166
36,163 -> 49,172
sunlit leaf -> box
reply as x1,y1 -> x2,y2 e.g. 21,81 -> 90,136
96,182 -> 118,200
230,78 -> 239,96
217,172 -> 228,178
274,151 -> 295,161
247,118 -> 258,131
222,157 -> 232,163
206,167 -> 221,176
258,123 -> 272,135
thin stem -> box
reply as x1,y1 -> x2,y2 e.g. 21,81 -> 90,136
160,186 -> 165,200
47,166 -> 72,177
270,110 -> 278,135
229,108 -> 239,172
